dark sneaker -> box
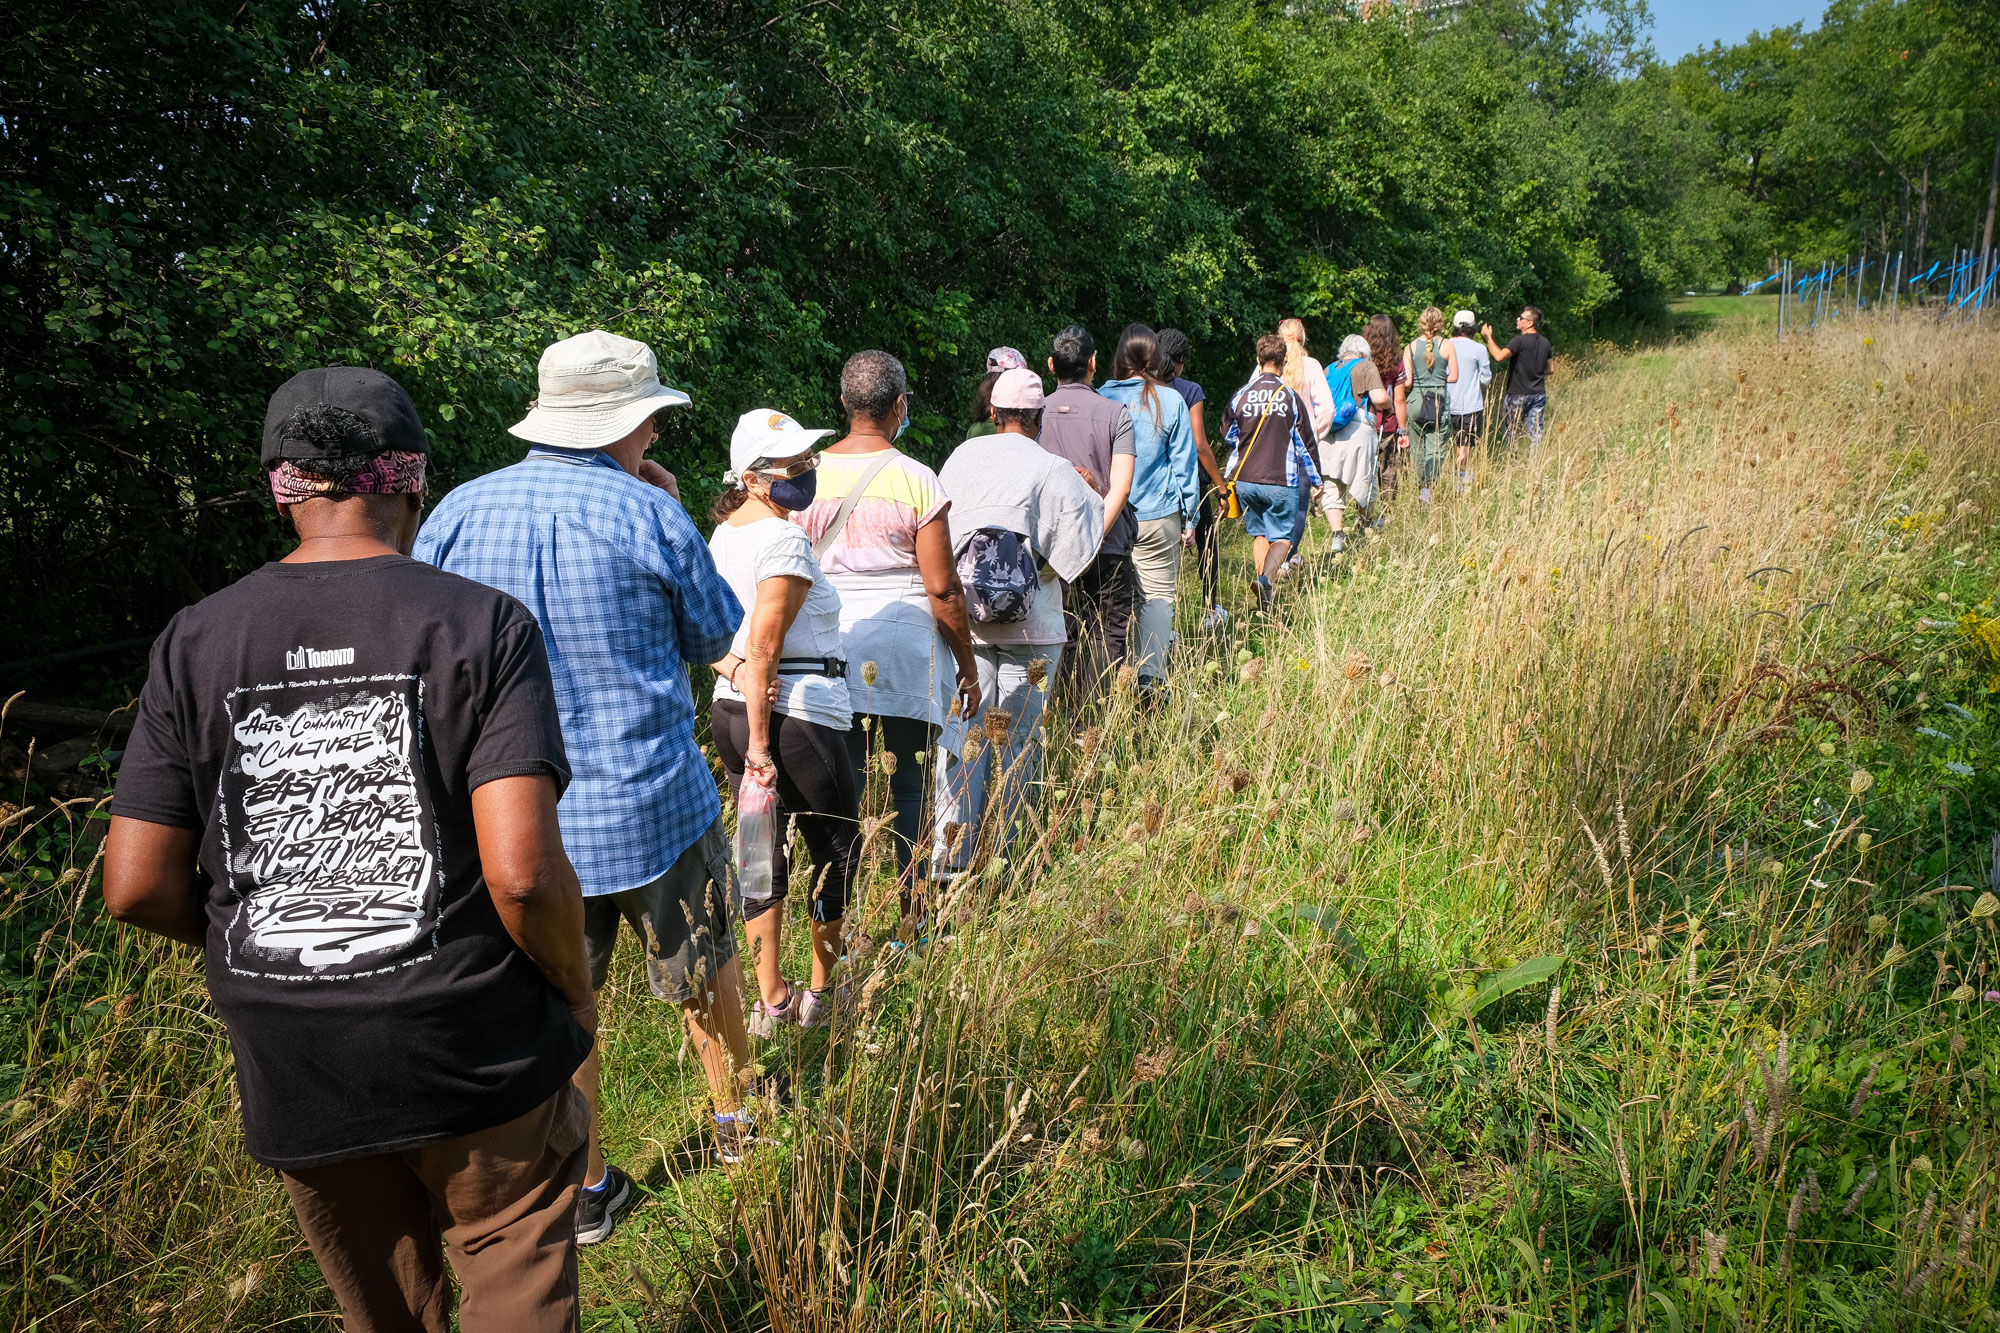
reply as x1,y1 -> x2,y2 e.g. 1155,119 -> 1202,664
575,1163 -> 635,1246
1253,575 -> 1274,612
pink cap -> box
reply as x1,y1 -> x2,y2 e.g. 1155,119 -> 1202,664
989,367 -> 1045,410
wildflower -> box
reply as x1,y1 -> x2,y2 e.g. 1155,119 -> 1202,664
1986,991 -> 2000,1003
1945,761 -> 1974,778
860,660 -> 880,686
1850,769 -> 1874,796
1550,567 -> 1561,579
1864,337 -> 1874,346
1911,1156 -> 1934,1177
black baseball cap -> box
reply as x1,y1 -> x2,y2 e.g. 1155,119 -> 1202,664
261,366 -> 428,467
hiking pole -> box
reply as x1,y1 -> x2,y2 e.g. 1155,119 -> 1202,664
1892,251 -> 1902,322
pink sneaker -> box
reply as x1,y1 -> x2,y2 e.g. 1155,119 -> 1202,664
747,982 -> 799,1038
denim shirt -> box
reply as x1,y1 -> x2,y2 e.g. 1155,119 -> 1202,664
1098,377 -> 1201,525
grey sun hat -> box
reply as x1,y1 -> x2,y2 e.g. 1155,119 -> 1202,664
509,330 -> 692,450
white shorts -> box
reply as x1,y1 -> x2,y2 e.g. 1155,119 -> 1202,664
1321,419 -> 1377,511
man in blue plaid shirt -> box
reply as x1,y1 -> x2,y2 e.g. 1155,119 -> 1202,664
415,330 -> 757,1238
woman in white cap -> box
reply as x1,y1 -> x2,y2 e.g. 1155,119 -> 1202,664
1321,333 -> 1390,553
932,367 -> 1103,877
707,410 -> 856,1034
1447,310 -> 1492,490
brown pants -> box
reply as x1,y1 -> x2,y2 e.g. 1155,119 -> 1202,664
281,1085 -> 590,1333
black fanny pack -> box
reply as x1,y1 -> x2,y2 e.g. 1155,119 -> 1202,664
776,656 -> 847,679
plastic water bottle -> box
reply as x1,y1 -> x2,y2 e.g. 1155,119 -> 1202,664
734,780 -> 778,908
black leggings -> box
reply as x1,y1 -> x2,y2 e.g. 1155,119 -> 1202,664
1192,493 -> 1221,609
844,713 -> 937,882
710,700 -> 859,924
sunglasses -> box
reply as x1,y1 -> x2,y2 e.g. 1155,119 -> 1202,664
752,453 -> 820,480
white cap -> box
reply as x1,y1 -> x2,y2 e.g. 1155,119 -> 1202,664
509,330 -> 691,450
1453,310 -> 1477,328
727,409 -> 834,483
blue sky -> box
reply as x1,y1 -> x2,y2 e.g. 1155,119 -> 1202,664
1648,0 -> 1824,62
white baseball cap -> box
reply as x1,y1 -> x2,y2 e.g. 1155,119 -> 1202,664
1453,310 -> 1477,328
727,409 -> 834,483
509,330 -> 691,450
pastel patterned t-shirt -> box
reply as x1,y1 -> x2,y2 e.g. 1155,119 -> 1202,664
793,449 -> 956,724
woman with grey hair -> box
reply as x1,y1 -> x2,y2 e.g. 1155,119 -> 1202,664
1321,333 -> 1390,552
792,350 -> 982,939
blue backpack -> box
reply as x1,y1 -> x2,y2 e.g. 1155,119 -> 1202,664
1325,359 -> 1361,431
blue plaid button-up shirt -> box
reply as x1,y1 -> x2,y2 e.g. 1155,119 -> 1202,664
414,447 -> 743,896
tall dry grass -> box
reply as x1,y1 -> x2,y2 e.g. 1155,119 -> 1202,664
4,308 -> 1997,1331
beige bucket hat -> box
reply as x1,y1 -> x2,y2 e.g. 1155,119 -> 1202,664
508,330 -> 691,450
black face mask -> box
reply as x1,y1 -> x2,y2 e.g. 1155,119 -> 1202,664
765,469 -> 818,512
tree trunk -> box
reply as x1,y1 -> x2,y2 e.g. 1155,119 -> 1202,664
1916,152 -> 1931,275
1982,116 -> 1999,258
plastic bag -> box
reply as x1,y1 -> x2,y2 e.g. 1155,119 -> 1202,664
734,779 -> 778,907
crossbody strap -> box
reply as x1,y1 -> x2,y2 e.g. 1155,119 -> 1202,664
812,450 -> 900,561
1229,409 -> 1270,484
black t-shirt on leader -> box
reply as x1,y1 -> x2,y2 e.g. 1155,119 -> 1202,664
112,555 -> 590,1170
1504,332 -> 1552,398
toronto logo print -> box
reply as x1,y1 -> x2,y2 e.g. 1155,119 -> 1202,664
224,684 -> 436,972
285,645 -> 356,670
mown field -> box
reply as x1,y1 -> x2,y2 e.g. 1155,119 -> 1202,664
5,303 -> 2000,1331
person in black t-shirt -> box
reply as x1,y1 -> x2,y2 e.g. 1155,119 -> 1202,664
104,367 -> 596,1332
1482,305 -> 1553,452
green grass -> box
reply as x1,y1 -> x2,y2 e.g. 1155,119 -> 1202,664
6,310 -> 2000,1331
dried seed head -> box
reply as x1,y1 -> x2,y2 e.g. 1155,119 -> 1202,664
983,710 -> 1012,745
1022,657 -> 1048,688
1867,914 -> 1889,937
860,660 -> 880,686
59,1078 -> 95,1112
1114,666 -> 1138,694
1848,1059 -> 1881,1117
1704,1229 -> 1727,1277
1850,768 -> 1874,796
944,822 -> 966,855
1970,891 -> 1999,920
1332,798 -> 1357,822
1842,1165 -> 1877,1217
1240,658 -> 1265,682
1342,653 -> 1371,680
1078,727 -> 1102,757
1130,1047 -> 1173,1083
878,748 -> 898,776
1143,799 -> 1164,836
1544,985 -> 1561,1057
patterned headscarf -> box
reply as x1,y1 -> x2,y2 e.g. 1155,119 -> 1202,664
269,451 -> 428,506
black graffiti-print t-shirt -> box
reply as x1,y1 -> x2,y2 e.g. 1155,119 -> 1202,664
113,555 -> 591,1169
